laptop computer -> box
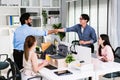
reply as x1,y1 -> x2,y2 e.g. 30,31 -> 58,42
45,64 -> 57,70
73,45 -> 91,64
50,44 -> 68,59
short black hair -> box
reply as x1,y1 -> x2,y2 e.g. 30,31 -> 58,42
81,14 -> 90,22
20,13 -> 30,25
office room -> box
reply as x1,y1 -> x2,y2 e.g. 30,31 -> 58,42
0,0 -> 120,80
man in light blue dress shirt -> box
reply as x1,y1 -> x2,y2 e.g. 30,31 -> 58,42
57,14 -> 97,53
13,13 -> 56,70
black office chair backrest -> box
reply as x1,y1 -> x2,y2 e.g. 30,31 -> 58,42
114,47 -> 120,63
0,54 -> 8,62
103,47 -> 120,78
70,40 -> 80,54
72,40 -> 80,45
6,58 -> 21,80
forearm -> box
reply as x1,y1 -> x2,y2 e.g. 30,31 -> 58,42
37,60 -> 48,71
84,41 -> 92,44
38,63 -> 45,70
32,63 -> 44,73
58,28 -> 65,32
47,29 -> 56,35
79,40 -> 92,45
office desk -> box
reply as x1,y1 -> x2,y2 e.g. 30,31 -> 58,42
39,67 -> 95,80
92,58 -> 120,80
39,58 -> 120,80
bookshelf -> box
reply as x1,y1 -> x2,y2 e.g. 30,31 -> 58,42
0,0 -> 61,27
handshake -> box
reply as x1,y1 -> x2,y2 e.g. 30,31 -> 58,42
54,29 -> 60,34
48,29 -> 64,34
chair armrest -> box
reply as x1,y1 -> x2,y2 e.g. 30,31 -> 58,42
0,54 -> 8,62
27,75 -> 42,80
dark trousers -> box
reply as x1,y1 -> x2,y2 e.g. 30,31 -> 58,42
13,49 -> 24,70
88,44 -> 94,53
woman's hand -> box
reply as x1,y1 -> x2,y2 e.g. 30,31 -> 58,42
42,60 -> 49,66
100,56 -> 108,62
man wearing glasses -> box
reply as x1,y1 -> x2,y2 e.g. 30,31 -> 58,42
57,14 -> 97,53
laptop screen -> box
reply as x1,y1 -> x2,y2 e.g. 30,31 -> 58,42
58,44 -> 68,57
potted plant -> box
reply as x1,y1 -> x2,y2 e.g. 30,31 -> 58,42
36,46 -> 41,58
42,10 -> 47,26
65,54 -> 75,64
52,23 -> 65,41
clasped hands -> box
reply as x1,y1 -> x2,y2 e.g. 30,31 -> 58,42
79,40 -> 87,45
53,29 -> 60,34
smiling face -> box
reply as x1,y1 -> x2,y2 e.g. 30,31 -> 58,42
98,37 -> 104,45
80,17 -> 87,24
25,17 -> 32,26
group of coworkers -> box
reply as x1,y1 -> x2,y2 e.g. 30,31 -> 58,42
13,13 -> 114,80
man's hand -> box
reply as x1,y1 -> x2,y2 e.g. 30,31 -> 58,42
54,29 -> 59,34
79,40 -> 86,45
48,29 -> 58,35
79,40 -> 92,45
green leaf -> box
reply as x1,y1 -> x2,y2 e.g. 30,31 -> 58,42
52,23 -> 65,41
65,54 -> 75,63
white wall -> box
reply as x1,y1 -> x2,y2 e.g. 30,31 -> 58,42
117,0 -> 120,46
0,28 -> 14,58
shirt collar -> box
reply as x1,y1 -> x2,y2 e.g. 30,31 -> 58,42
80,24 -> 88,29
21,24 -> 29,27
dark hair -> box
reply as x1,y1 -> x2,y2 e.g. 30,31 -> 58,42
20,13 -> 30,25
24,35 -> 36,61
81,14 -> 90,22
98,34 -> 114,56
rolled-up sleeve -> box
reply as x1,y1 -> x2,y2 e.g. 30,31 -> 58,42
90,29 -> 97,43
34,29 -> 47,36
65,25 -> 78,32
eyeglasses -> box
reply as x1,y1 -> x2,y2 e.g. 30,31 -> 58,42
79,18 -> 84,20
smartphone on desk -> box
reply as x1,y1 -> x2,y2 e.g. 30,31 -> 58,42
54,70 -> 72,76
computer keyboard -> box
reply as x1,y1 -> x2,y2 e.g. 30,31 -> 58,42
45,65 -> 57,70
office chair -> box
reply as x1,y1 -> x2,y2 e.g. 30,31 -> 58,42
6,58 -> 43,80
70,40 -> 80,54
0,54 -> 9,71
0,54 -> 9,80
103,47 -> 120,79
6,58 -> 21,80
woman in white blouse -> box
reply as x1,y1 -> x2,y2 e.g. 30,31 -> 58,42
21,35 -> 48,80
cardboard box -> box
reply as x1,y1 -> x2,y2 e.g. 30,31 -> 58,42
49,58 -> 67,69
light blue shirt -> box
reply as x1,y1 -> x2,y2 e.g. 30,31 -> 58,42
13,24 -> 48,50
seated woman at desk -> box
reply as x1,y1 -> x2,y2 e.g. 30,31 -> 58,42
21,35 -> 48,80
97,34 -> 114,62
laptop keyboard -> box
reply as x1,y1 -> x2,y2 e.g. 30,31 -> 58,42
50,54 -> 65,59
45,65 -> 57,70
